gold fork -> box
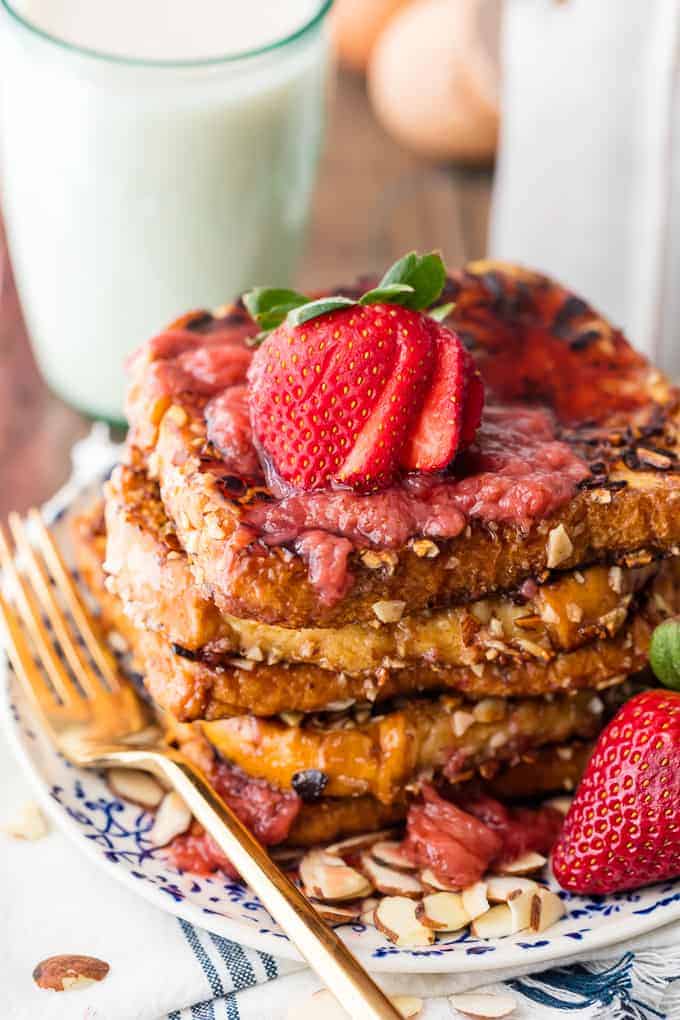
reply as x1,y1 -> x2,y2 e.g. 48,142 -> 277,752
0,509 -> 402,1020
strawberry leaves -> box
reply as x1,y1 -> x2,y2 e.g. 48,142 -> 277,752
243,251 -> 447,337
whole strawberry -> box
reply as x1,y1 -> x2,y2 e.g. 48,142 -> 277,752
244,252 -> 483,492
552,690 -> 680,895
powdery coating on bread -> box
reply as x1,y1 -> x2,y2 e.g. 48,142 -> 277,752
125,261 -> 680,627
74,499 -> 680,719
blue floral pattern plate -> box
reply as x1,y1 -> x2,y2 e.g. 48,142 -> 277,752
2,470 -> 680,973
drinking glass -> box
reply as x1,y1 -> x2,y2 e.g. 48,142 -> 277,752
0,1 -> 332,422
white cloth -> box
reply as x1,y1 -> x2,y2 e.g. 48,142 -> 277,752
491,0 -> 680,377
2,429 -> 680,1019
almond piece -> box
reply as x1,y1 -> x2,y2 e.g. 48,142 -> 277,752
3,801 -> 49,840
33,955 -> 109,991
498,852 -> 547,876
449,992 -> 516,1018
461,880 -> 489,919
148,791 -> 192,848
529,888 -> 566,933
324,829 -> 397,858
416,892 -> 469,932
485,876 -> 539,902
470,903 -> 514,939
300,849 -> 372,901
546,524 -> 573,568
372,600 -> 406,623
361,852 -> 423,898
506,889 -> 534,933
309,900 -> 360,925
371,840 -> 417,872
544,796 -> 572,816
107,768 -> 165,810
374,896 -> 435,947
419,868 -> 461,892
289,988 -> 422,1019
359,896 -> 379,926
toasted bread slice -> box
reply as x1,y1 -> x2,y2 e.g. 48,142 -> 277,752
200,684 -> 629,804
126,262 -> 680,627
74,498 -> 677,719
104,463 -> 661,667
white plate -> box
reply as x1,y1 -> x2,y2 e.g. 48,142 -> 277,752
3,482 -> 680,973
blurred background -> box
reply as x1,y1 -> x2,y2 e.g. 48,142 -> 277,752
0,0 -> 677,517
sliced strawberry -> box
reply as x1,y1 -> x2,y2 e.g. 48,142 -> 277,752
248,303 -> 436,491
399,325 -> 469,472
460,360 -> 485,449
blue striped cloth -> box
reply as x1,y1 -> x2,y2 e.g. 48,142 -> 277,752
167,917 -> 680,1020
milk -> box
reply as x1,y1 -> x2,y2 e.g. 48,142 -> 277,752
0,0 -> 330,421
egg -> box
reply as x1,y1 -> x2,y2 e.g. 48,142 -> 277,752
368,0 -> 500,164
331,0 -> 414,73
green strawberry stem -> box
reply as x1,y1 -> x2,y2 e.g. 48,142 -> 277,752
243,250 -> 447,340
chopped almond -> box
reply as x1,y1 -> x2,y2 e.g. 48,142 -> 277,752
300,849 -> 372,902
529,888 -> 566,932
324,829 -> 396,858
485,876 -> 539,902
470,903 -> 514,939
371,840 -> 417,872
416,892 -> 469,932
3,801 -> 49,841
449,992 -> 516,1018
148,791 -> 192,848
461,881 -> 489,920
497,852 -> 547,876
420,868 -> 461,893
107,768 -> 165,810
309,900 -> 360,925
374,896 -> 435,947
360,852 -> 423,898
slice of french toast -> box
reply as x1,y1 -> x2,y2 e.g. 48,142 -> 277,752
73,494 -> 678,719
124,261 -> 680,627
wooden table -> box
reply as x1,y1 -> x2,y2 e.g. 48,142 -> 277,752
0,71 -> 492,518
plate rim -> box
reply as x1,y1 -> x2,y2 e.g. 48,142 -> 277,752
2,476 -> 680,973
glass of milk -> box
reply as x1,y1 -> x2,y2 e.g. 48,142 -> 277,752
0,0 -> 332,422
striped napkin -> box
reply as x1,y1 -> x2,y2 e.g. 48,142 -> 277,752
2,427 -> 680,1020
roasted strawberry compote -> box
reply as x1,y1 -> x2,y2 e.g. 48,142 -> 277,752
402,785 -> 564,888
168,758 -> 299,878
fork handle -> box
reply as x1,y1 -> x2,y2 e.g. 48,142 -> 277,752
106,749 -> 402,1020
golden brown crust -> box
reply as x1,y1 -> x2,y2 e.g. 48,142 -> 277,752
132,261 -> 680,627
74,501 -> 677,719
104,462 -> 661,668
201,685 -> 628,804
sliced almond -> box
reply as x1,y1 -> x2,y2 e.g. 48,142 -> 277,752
416,892 -> 469,932
324,829 -> 397,858
461,880 -> 489,920
2,801 -> 49,841
506,889 -> 535,933
374,896 -> 435,947
361,852 -> 423,898
486,876 -> 539,902
148,791 -> 192,848
470,903 -> 514,939
290,988 -> 422,1019
497,852 -> 547,876
544,796 -> 572,816
107,768 -> 165,810
449,992 -> 516,1018
370,840 -> 416,872
419,868 -> 461,892
309,900 -> 360,925
300,849 -> 372,901
529,888 -> 566,932
359,896 -> 379,926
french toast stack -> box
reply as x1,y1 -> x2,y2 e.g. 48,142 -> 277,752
74,261 -> 680,857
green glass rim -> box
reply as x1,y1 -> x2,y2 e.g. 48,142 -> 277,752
0,0 -> 334,68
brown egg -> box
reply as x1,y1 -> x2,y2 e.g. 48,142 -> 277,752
368,0 -> 500,165
331,0 -> 414,73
